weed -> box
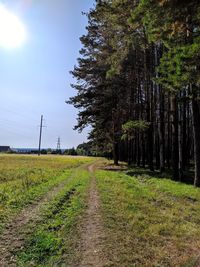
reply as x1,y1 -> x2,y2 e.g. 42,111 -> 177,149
19,231 -> 62,264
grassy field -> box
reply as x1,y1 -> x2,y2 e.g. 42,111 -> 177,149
1,156 -> 200,266
96,168 -> 200,267
0,154 -> 94,232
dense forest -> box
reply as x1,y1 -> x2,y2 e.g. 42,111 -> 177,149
68,0 -> 200,186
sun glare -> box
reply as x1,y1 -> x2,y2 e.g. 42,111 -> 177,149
0,4 -> 26,49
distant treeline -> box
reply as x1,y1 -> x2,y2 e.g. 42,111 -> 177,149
64,142 -> 106,157
8,143 -> 99,157
68,0 -> 200,186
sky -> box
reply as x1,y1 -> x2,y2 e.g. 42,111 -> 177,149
0,0 -> 94,149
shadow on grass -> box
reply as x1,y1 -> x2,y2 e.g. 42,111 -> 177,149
125,167 -> 195,185
125,167 -> 171,179
101,161 -> 195,185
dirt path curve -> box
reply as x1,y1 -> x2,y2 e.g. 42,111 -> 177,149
0,173 -> 75,267
73,163 -> 107,267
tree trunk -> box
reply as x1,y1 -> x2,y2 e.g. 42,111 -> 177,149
113,141 -> 119,166
137,133 -> 141,167
182,89 -> 187,170
159,87 -> 165,173
170,95 -> 179,180
167,95 -> 171,169
142,133 -> 146,168
178,91 -> 183,181
192,92 -> 200,186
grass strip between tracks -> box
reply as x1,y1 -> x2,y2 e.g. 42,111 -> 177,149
17,168 -> 91,267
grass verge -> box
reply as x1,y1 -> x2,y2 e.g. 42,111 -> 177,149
96,169 -> 200,267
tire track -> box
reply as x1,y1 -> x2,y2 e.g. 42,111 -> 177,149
71,163 -> 108,267
0,170 -> 76,266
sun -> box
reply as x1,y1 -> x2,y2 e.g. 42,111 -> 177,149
0,4 -> 26,49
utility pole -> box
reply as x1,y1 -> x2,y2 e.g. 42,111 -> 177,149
38,115 -> 45,156
57,137 -> 61,152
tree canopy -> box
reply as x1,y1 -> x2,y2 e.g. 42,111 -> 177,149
68,0 -> 200,186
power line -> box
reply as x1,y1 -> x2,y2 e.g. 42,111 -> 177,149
0,107 -> 39,123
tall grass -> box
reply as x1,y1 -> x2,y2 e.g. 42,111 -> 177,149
0,154 -> 94,231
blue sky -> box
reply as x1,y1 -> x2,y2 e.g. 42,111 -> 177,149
0,0 -> 94,149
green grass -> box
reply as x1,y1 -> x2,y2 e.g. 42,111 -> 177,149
3,156 -> 200,266
0,154 -> 94,232
17,168 -> 91,267
96,169 -> 200,267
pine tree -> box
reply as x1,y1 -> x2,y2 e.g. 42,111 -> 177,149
68,0 -> 200,185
